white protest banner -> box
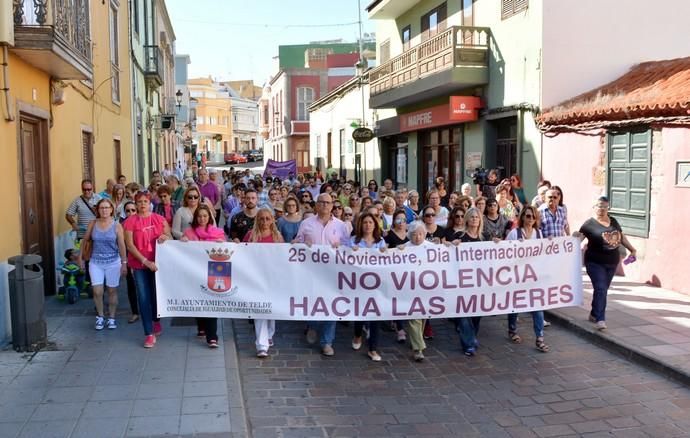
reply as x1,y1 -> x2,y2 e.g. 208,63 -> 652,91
155,238 -> 583,320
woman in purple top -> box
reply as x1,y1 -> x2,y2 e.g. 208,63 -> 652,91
347,212 -> 387,361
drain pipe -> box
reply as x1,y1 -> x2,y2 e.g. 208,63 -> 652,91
1,45 -> 14,121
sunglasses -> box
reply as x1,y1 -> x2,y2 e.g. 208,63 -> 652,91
333,205 -> 343,210
423,213 -> 436,218
524,214 -> 535,219
125,209 -> 136,213
187,195 -> 200,200
344,213 -> 353,217
454,215 -> 464,219
82,187 -> 93,192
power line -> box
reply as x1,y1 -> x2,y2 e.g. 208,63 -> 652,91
174,18 -> 360,28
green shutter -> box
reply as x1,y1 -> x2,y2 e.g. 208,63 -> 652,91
607,128 -> 651,237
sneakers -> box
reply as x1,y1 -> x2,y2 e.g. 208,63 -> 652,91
305,327 -> 318,345
95,316 -> 105,331
321,344 -> 335,356
413,350 -> 425,362
543,320 -> 551,327
196,330 -> 206,338
153,321 -> 162,336
208,340 -> 219,349
143,335 -> 156,348
596,321 -> 607,330
368,351 -> 382,362
464,347 -> 476,357
106,318 -> 117,330
128,314 -> 139,324
588,315 -> 597,323
423,322 -> 434,340
256,350 -> 268,358
351,336 -> 363,350
396,329 -> 407,344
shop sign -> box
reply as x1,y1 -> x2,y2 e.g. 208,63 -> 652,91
352,127 -> 375,143
400,97 -> 481,132
450,96 -> 482,122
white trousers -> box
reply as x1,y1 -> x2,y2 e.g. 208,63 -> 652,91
254,319 -> 275,351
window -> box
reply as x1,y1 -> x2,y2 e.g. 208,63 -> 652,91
421,3 -> 446,41
109,2 -> 120,103
197,116 -> 205,125
234,138 -> 239,150
132,0 -> 139,35
380,39 -> 391,63
82,131 -> 94,182
607,128 -> 651,237
401,26 -> 411,51
502,0 -> 528,20
297,87 -> 314,121
208,116 -> 215,126
113,139 -> 122,178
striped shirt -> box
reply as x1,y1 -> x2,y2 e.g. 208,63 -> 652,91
66,195 -> 101,239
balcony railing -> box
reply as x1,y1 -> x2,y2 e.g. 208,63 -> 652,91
369,26 -> 490,97
144,45 -> 163,87
12,0 -> 92,78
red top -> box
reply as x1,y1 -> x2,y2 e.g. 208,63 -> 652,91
123,213 -> 166,270
242,230 -> 279,243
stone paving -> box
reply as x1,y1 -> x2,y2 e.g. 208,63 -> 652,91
233,315 -> 690,438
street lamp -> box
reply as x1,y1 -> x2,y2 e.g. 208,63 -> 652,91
175,89 -> 183,112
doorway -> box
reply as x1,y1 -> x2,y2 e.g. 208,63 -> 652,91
19,114 -> 56,295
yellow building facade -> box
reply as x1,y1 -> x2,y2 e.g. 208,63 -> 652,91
188,77 -> 234,162
0,0 -> 133,341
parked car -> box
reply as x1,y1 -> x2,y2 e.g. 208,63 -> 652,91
224,152 -> 248,164
247,149 -> 264,162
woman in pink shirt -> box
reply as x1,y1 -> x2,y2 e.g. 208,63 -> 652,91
243,208 -> 284,357
180,204 -> 225,348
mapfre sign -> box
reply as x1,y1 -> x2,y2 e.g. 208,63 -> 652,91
399,96 -> 482,132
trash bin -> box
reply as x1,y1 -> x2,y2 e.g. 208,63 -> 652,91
8,254 -> 47,352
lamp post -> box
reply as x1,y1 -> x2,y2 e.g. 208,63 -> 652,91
175,89 -> 183,112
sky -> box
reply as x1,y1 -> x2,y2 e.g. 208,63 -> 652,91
166,0 -> 376,86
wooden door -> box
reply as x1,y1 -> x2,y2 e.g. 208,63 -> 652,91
19,116 -> 56,294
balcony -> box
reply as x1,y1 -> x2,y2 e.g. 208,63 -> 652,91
369,26 -> 490,109
11,0 -> 93,80
144,45 -> 163,87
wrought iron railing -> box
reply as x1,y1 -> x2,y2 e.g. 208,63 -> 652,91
13,0 -> 92,63
144,45 -> 163,79
369,26 -> 490,96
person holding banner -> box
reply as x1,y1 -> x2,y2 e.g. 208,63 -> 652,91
443,206 -> 466,243
243,208 -> 285,357
348,212 -> 387,362
180,204 -> 226,348
123,191 -> 172,348
403,221 -> 433,361
457,207 -> 486,356
505,206 -> 550,352
574,196 -> 636,331
294,193 -> 350,356
421,206 -> 445,244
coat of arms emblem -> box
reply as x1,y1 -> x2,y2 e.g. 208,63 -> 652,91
206,248 -> 233,292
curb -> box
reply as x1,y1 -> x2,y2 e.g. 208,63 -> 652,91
545,309 -> 690,388
222,319 -> 251,438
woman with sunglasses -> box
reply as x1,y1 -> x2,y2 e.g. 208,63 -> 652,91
421,206 -> 445,244
342,207 -> 355,234
180,204 -> 226,348
153,185 -> 178,228
83,198 -> 127,331
505,206 -> 550,352
277,197 -> 302,243
574,196 -> 636,331
332,201 -> 344,220
244,208 -> 285,357
348,212 -> 387,361
120,201 -> 140,323
457,207 -> 486,356
123,191 -> 172,348
443,206 -> 466,244
483,198 -> 511,240
348,194 -> 361,217
367,179 -> 379,200
172,186 -> 206,240
299,190 -> 314,213
337,184 -> 353,207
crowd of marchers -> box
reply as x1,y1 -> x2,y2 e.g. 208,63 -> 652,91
64,163 -> 636,362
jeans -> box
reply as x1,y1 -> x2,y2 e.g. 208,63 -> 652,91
586,262 -> 617,322
354,321 -> 379,352
132,269 -> 159,336
126,270 -> 138,315
458,317 -> 481,352
319,321 -> 337,347
508,311 -> 545,338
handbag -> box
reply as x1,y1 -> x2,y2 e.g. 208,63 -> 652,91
80,238 -> 92,261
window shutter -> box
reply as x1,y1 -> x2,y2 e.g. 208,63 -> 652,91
81,131 -> 94,182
